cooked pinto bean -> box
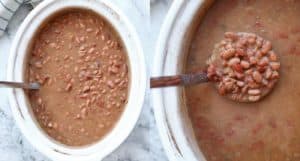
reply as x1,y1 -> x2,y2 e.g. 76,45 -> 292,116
252,71 -> 263,83
207,32 -> 280,102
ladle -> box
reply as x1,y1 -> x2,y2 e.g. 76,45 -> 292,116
150,32 -> 281,103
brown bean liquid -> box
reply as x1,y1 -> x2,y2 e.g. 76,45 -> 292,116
28,10 -> 129,146
185,0 -> 300,161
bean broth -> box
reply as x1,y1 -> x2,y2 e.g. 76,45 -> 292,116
27,10 -> 129,146
185,0 -> 300,160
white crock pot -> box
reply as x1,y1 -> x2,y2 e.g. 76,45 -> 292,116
152,0 -> 214,161
7,0 -> 146,161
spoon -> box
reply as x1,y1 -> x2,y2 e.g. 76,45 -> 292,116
0,81 -> 40,90
150,32 -> 281,103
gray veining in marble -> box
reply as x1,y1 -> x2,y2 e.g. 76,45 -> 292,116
0,0 -> 172,161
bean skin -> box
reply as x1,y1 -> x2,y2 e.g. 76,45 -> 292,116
233,64 -> 243,73
221,48 -> 236,59
241,61 -> 250,69
269,51 -> 278,61
248,89 -> 261,95
264,68 -> 273,80
248,95 -> 261,102
228,57 -> 241,66
271,71 -> 279,79
237,81 -> 245,87
250,56 -> 258,65
224,32 -> 238,40
252,71 -> 263,83
258,57 -> 269,66
270,62 -> 280,70
261,41 -> 272,54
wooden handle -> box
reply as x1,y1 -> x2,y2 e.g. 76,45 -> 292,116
150,72 -> 209,88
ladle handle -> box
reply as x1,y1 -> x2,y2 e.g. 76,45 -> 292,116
150,72 -> 209,88
0,81 -> 40,90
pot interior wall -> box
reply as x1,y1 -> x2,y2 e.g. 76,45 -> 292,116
178,0 -> 215,159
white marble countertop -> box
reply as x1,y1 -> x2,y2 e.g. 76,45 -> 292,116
0,0 -> 171,161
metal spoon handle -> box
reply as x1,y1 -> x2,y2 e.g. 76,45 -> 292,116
150,72 -> 209,88
0,81 -> 40,90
